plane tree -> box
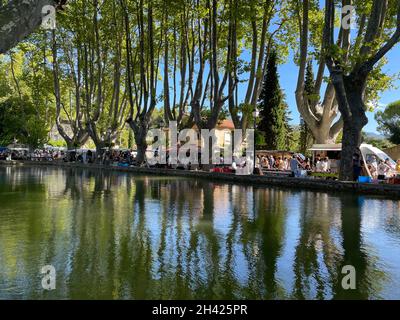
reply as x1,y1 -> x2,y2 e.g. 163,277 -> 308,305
293,0 -> 397,147
121,0 -> 163,164
51,9 -> 89,150
322,0 -> 400,180
51,0 -> 128,155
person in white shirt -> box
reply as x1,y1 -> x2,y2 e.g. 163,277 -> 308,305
316,160 -> 323,172
282,157 -> 289,170
231,161 -> 237,172
377,160 -> 390,180
321,157 -> 330,172
370,158 -> 378,178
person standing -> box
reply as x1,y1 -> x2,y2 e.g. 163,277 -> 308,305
290,155 -> 299,177
304,158 -> 311,170
321,157 -> 330,173
370,157 -> 378,178
316,158 -> 323,172
231,160 -> 237,173
377,160 -> 390,180
314,154 -> 321,167
385,158 -> 395,176
269,155 -> 275,169
352,152 -> 362,181
282,157 -> 288,170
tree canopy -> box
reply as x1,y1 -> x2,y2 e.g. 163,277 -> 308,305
376,100 -> 400,145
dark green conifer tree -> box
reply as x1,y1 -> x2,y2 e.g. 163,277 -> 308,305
258,50 -> 287,150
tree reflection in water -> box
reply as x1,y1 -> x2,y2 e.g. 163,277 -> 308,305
0,166 -> 399,299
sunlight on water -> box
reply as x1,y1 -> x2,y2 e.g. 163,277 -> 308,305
0,166 -> 399,300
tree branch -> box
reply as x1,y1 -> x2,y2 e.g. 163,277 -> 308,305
295,0 -> 318,129
362,0 -> 400,72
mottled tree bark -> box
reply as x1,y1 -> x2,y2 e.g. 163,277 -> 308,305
0,0 -> 67,54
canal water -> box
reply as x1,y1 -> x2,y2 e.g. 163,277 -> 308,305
0,166 -> 399,300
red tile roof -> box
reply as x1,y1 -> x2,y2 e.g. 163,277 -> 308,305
217,119 -> 235,130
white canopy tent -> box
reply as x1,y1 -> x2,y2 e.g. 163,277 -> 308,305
309,143 -> 396,178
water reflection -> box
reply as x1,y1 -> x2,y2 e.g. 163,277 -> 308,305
0,166 -> 399,299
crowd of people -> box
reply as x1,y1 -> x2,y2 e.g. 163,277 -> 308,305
0,148 -> 134,164
0,149 -> 28,161
256,155 -> 311,172
1,146 -> 400,182
254,152 -> 400,181
255,154 -> 337,174
365,156 -> 400,180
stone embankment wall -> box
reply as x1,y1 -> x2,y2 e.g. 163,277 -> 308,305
1,161 -> 400,199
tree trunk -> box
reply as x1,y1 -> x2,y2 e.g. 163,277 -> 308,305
313,125 -> 339,144
134,128 -> 148,165
340,120 -> 364,181
321,0 -> 400,181
95,143 -> 107,164
335,76 -> 368,181
127,119 -> 148,165
0,0 -> 60,54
